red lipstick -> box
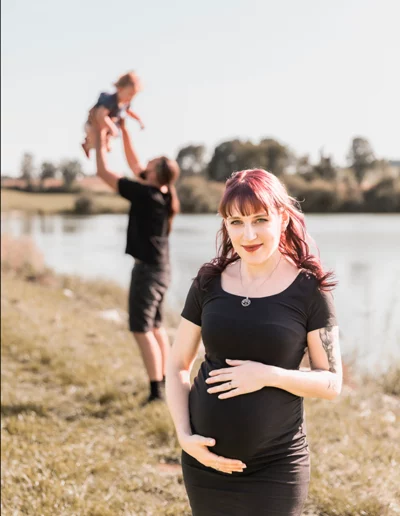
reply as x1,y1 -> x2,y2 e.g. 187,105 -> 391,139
242,244 -> 263,253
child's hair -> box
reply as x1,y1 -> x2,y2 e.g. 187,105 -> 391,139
114,71 -> 142,91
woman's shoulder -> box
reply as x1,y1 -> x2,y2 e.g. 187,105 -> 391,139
296,269 -> 319,291
295,270 -> 335,306
194,272 -> 221,292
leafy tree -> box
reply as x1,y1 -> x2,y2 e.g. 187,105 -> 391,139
20,152 -> 35,186
208,140 -> 243,182
296,155 -> 313,179
40,161 -> 58,186
259,138 -> 288,177
176,145 -> 206,178
347,137 -> 375,184
312,151 -> 337,181
208,138 -> 289,182
60,159 -> 83,190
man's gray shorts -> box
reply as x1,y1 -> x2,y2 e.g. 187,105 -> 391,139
128,262 -> 171,333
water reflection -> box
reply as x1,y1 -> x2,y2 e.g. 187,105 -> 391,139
2,212 -> 400,370
22,215 -> 34,234
61,217 -> 80,233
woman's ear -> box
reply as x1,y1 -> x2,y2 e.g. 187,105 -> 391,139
281,211 -> 290,232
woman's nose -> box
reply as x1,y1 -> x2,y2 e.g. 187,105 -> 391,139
243,223 -> 257,241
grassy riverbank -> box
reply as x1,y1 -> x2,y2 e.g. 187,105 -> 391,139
1,262 -> 399,515
1,189 -> 129,215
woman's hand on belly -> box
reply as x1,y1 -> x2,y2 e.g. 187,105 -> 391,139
206,359 -> 280,400
179,433 -> 247,474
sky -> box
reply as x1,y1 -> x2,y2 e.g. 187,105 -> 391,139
2,0 -> 400,176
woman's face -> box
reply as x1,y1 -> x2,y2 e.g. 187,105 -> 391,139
225,205 -> 287,265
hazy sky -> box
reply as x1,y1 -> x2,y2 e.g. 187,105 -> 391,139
2,0 -> 399,176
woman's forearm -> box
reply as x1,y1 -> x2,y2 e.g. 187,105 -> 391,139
165,365 -> 193,440
271,367 -> 342,400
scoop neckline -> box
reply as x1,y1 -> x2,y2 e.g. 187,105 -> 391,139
218,270 -> 305,300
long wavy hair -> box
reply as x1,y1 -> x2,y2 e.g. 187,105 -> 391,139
156,157 -> 180,235
195,169 -> 337,291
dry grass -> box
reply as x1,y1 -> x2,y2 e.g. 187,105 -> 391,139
1,265 -> 399,515
1,189 -> 129,215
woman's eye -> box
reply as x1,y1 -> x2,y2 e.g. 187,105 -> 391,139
255,218 -> 268,223
230,220 -> 242,225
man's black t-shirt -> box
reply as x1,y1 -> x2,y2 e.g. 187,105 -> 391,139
118,176 -> 171,266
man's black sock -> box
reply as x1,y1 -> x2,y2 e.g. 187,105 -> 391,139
150,380 -> 163,399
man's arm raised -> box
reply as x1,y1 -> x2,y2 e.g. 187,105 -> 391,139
95,129 -> 122,192
120,119 -> 145,178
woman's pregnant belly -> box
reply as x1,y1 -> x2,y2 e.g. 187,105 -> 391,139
189,360 -> 306,463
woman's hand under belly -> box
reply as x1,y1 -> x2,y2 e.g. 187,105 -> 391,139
189,362 -> 304,462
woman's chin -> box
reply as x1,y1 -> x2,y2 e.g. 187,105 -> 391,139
239,252 -> 271,265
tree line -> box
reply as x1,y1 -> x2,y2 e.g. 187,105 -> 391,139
175,136 -> 400,213
8,136 -> 400,212
18,154 -> 83,191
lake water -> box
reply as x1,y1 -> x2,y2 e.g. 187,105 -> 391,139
2,212 -> 400,371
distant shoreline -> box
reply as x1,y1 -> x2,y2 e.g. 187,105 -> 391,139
2,187 -> 400,215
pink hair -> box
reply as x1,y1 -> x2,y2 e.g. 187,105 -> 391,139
196,169 -> 337,291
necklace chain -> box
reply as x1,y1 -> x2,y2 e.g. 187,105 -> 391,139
239,255 -> 282,307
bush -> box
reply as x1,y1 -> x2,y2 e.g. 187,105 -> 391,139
364,178 -> 400,212
1,234 -> 46,278
284,175 -> 341,212
380,364 -> 400,396
282,173 -> 309,200
73,193 -> 96,214
177,176 -> 224,213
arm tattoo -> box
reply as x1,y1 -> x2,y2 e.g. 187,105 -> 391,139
327,376 -> 340,391
319,326 -> 337,374
308,350 -> 314,370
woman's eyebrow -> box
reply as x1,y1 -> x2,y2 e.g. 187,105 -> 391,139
227,212 -> 269,220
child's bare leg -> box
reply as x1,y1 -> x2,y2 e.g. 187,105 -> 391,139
105,133 -> 112,152
85,123 -> 96,149
81,122 -> 95,158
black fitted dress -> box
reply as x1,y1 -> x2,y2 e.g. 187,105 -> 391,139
180,270 -> 337,516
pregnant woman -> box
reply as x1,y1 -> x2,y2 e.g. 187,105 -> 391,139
166,168 -> 342,516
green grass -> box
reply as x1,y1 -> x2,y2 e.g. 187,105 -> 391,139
1,270 -> 399,515
1,189 -> 129,215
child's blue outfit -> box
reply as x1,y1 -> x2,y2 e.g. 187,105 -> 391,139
94,92 -> 131,126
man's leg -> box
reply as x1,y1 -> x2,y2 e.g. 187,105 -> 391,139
132,331 -> 164,382
129,264 -> 166,403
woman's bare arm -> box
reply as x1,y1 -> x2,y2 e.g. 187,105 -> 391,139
166,318 -> 247,473
166,318 -> 202,440
271,325 -> 342,399
207,326 -> 342,401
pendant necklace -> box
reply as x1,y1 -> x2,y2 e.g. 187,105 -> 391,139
239,255 -> 282,307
